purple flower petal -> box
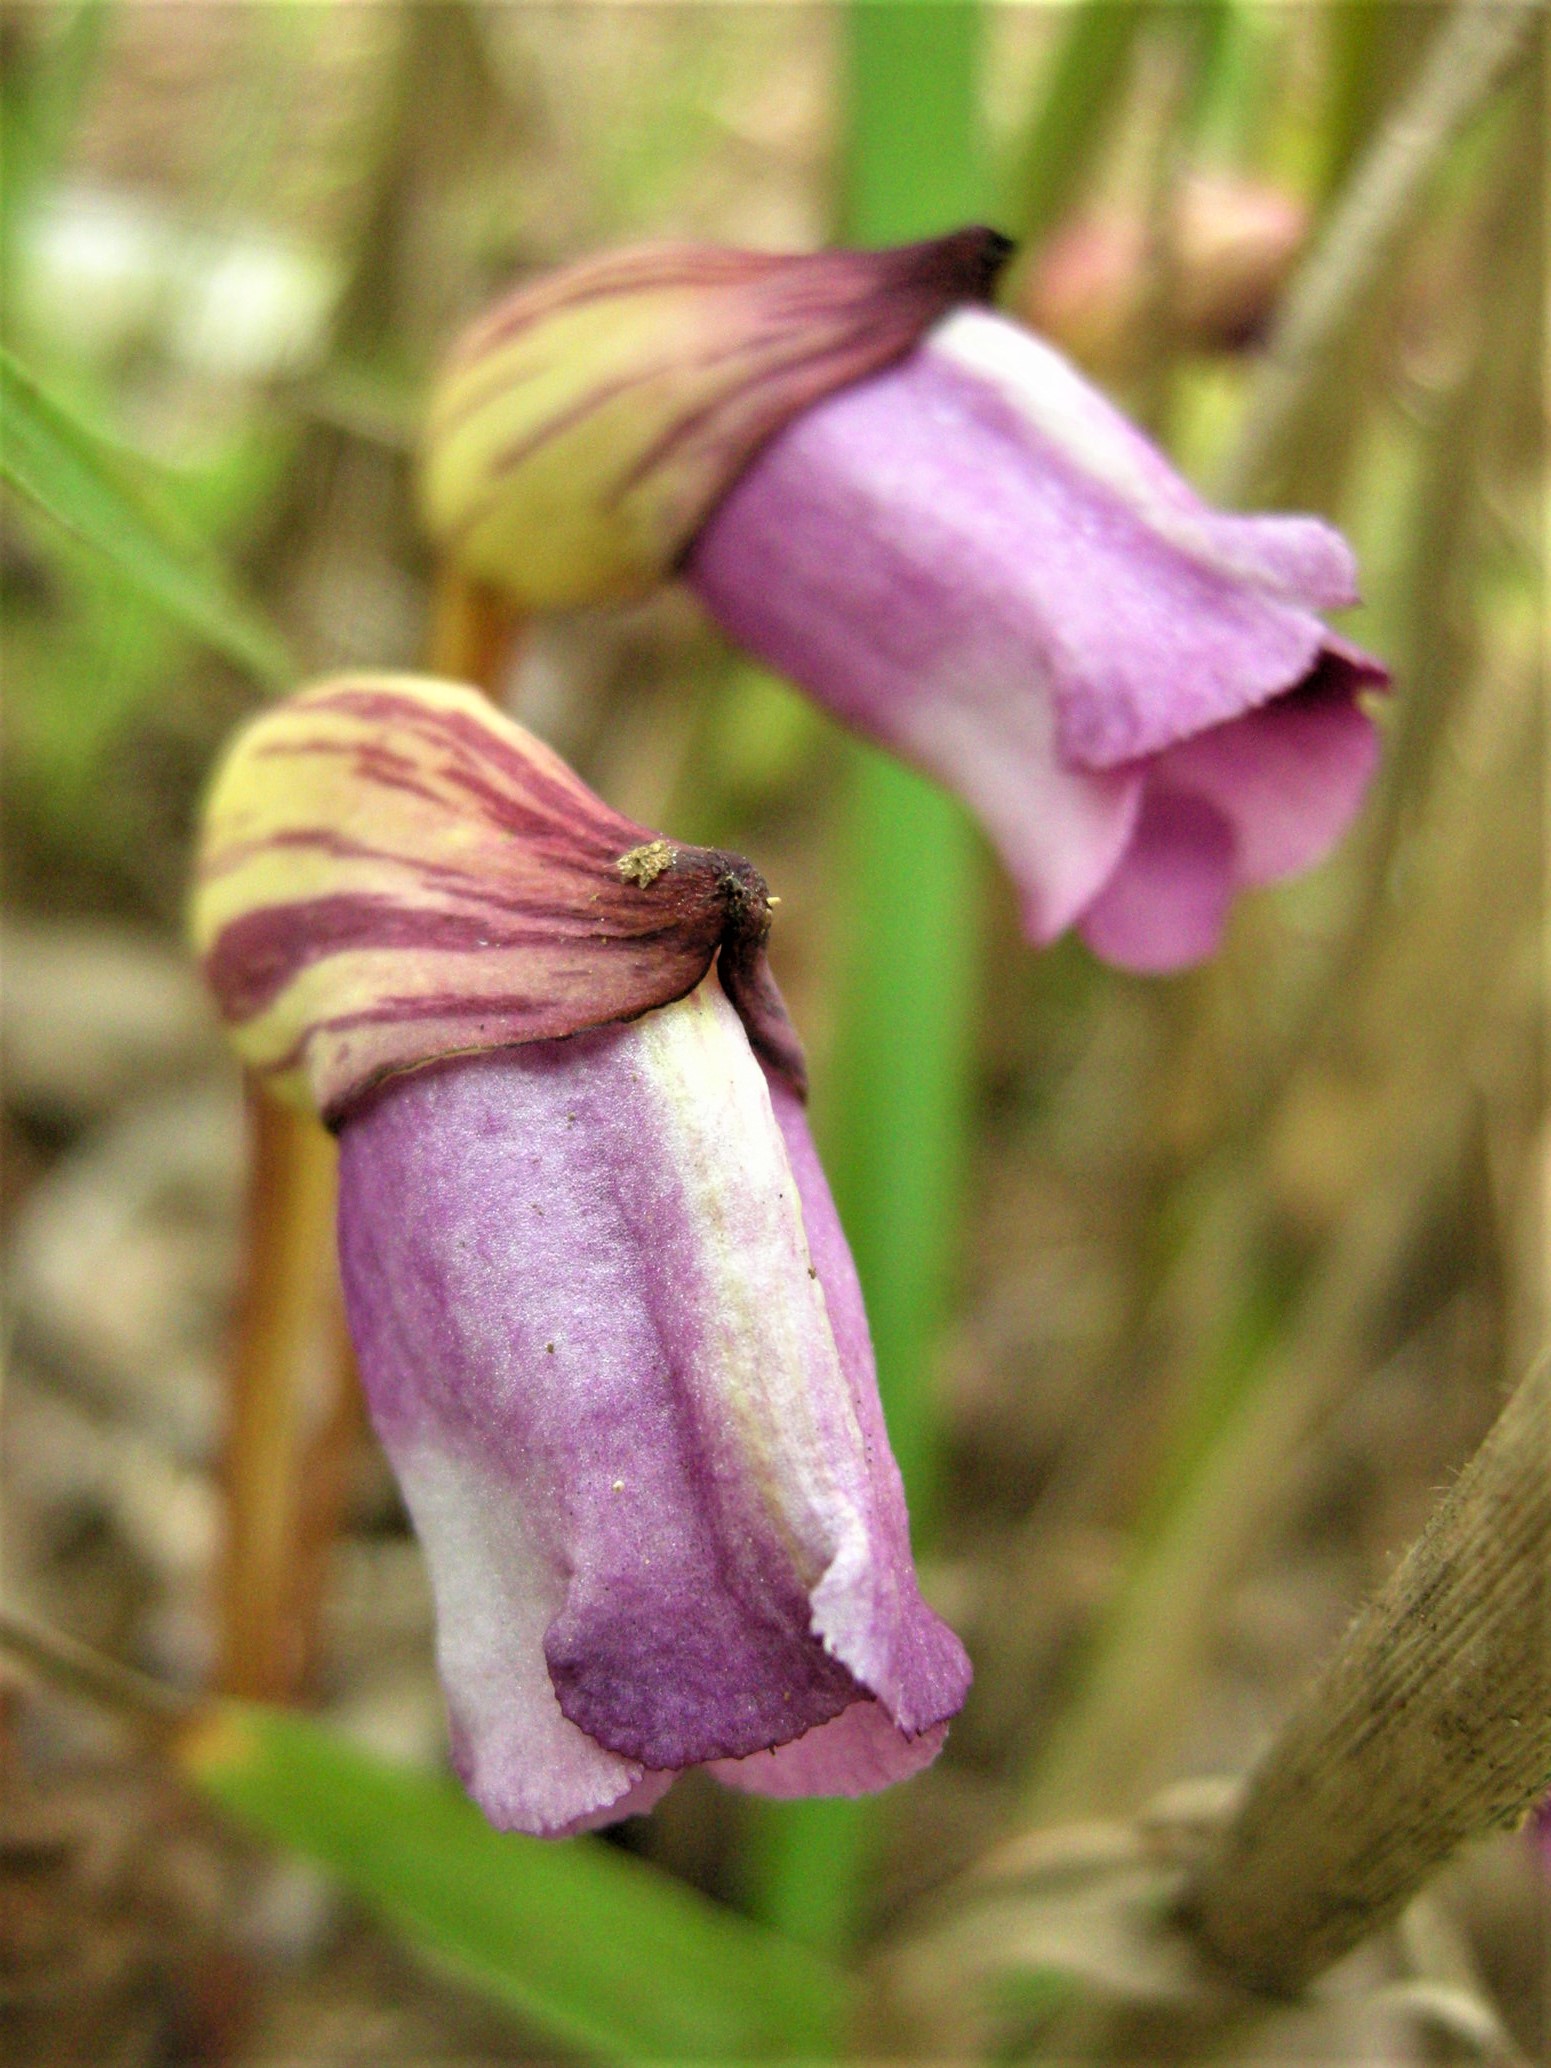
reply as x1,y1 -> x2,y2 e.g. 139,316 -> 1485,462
689,304 -> 1387,969
709,1706 -> 949,1799
337,976 -> 968,1835
929,310 -> 1363,621
1076,788 -> 1237,973
689,320 -> 1146,944
764,1066 -> 971,1734
379,1438 -> 658,1837
1144,668 -> 1382,887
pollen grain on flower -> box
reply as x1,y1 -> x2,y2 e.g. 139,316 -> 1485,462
616,839 -> 678,887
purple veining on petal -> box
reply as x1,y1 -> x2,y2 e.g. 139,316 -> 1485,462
195,675 -> 807,1117
205,894 -> 568,1023
424,231 -> 1011,607
336,977 -> 966,1832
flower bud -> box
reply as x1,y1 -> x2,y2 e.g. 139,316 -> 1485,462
1018,175 -> 1308,376
420,229 -> 1010,610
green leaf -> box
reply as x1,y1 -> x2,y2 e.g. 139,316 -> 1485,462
747,0 -> 989,1961
0,345 -> 291,685
183,1703 -> 850,2062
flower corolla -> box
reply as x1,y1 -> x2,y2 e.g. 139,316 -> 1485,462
424,235 -> 1388,972
191,674 -> 970,1835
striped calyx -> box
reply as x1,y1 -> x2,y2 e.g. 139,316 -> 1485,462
190,674 -> 804,1124
419,227 -> 1011,610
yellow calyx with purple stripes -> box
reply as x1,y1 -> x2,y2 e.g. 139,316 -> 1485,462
419,229 -> 1010,611
190,673 -> 802,1124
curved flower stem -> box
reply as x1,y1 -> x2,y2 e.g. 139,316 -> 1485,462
215,569 -> 520,1702
216,1087 -> 344,1699
427,566 -> 519,699
749,0 -> 987,1956
1219,0 -> 1540,505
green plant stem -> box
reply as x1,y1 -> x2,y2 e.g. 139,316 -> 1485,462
749,0 -> 986,1954
999,0 -> 1147,263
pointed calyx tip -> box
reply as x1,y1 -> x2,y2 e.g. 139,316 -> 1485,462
419,227 -> 1014,612
191,673 -> 806,1120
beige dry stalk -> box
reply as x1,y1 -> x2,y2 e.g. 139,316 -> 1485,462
1021,1091 -> 1470,1824
1218,0 -> 1540,506
1022,630 -> 1539,1824
0,1603 -> 193,1734
216,1088 -> 345,1699
1180,1353 -> 1551,1993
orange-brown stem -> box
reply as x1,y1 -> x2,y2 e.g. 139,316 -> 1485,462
284,1308 -> 367,1696
429,566 -> 522,691
214,569 -> 522,1703
216,1089 -> 343,1700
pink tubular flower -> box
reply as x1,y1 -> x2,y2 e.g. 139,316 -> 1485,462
191,674 -> 969,1836
688,305 -> 1388,973
338,980 -> 967,1833
421,233 -> 1387,973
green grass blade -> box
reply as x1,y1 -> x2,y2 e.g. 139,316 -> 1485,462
1000,0 -> 1148,250
184,1703 -> 851,2063
0,345 -> 291,685
835,0 -> 986,1553
0,1 -> 112,300
821,756 -> 980,1524
751,0 -> 987,1955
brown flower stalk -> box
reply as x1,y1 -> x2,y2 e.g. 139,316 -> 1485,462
215,1087 -> 347,1699
1179,1354 -> 1551,1994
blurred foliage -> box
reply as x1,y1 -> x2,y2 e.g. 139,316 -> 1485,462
184,1702 -> 850,2061
0,344 -> 290,684
2,2 -> 1544,2063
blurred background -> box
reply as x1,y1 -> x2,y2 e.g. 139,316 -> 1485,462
2,3 -> 1544,2063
